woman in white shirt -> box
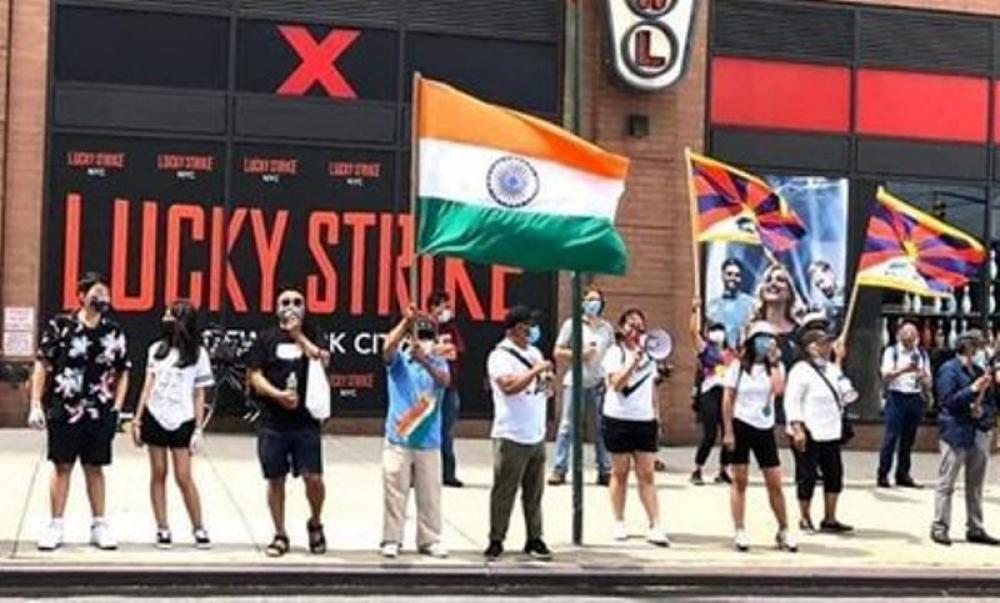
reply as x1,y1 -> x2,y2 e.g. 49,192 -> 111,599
602,308 -> 669,547
132,300 -> 215,550
785,327 -> 854,535
722,321 -> 796,553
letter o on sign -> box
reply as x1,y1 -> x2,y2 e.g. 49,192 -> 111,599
627,0 -> 674,18
622,22 -> 677,78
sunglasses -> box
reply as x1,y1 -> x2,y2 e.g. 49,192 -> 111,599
278,297 -> 304,308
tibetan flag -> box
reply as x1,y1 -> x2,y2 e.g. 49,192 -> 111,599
686,150 -> 806,253
414,77 -> 630,275
856,187 -> 986,297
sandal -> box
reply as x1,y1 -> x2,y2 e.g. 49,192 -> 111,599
307,521 -> 326,555
265,533 -> 290,558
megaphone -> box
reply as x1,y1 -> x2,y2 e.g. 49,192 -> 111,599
642,329 -> 673,361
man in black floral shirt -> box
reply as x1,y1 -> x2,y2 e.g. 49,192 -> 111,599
28,272 -> 131,551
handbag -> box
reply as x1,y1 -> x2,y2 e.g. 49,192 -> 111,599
305,358 -> 332,421
807,361 -> 854,446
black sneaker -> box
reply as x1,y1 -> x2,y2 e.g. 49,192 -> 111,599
523,538 -> 553,561
443,478 -> 465,488
967,531 -> 1000,546
654,459 -> 667,473
193,528 -> 212,549
877,477 -> 891,488
931,527 -> 952,546
484,540 -> 504,560
690,469 -> 704,486
714,472 -> 732,485
897,477 -> 922,489
156,528 -> 172,550
596,473 -> 611,487
820,519 -> 854,534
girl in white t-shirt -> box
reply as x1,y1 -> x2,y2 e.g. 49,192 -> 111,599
602,308 -> 669,547
132,300 -> 214,550
722,321 -> 796,553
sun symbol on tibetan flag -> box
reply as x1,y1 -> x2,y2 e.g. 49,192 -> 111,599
857,187 -> 986,297
686,150 -> 806,254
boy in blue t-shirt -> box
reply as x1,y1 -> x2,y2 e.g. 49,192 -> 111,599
380,305 -> 450,559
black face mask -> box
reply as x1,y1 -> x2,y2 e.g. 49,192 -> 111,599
161,320 -> 177,337
88,298 -> 111,315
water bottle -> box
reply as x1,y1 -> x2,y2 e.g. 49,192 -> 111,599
286,371 -> 298,394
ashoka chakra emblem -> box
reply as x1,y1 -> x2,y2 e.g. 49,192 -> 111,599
487,156 -> 540,208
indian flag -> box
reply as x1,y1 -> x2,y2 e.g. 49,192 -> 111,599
414,77 -> 630,275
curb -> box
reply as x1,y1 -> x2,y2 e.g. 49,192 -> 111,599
2,564 -> 1000,597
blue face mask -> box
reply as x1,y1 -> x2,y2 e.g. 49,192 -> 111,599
528,325 -> 541,345
582,300 -> 603,317
753,336 -> 774,360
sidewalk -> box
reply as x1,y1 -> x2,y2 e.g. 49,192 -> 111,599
4,428 -> 1000,578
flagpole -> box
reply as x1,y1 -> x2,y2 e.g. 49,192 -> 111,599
410,71 -> 422,318
684,148 -> 703,329
569,0 -> 586,547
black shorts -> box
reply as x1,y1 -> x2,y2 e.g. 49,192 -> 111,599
731,419 -> 780,469
141,413 -> 195,449
602,416 -> 659,454
47,410 -> 117,466
258,427 -> 323,480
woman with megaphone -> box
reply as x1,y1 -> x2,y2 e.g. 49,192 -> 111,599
601,308 -> 670,547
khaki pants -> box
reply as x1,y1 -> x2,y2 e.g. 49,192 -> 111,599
489,438 -> 545,543
382,444 -> 442,547
933,430 -> 991,535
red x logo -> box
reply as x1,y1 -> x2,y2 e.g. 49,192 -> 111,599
277,25 -> 360,98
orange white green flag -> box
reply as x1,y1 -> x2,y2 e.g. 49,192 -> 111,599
413,76 -> 630,275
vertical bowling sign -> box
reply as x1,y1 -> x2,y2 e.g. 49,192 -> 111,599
605,0 -> 698,91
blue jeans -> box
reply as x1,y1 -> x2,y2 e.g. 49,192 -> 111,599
552,384 -> 610,476
878,391 -> 925,481
441,390 -> 460,481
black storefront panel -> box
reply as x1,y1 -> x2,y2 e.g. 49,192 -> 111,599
54,6 -> 229,90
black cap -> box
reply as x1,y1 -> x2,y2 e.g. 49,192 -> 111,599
504,305 -> 540,330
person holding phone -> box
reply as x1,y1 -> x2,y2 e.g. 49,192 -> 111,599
785,327 -> 853,535
246,285 -> 330,557
131,299 -> 214,549
931,329 -> 999,546
878,321 -> 931,489
722,321 -> 797,553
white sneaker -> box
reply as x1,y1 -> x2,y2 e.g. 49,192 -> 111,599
612,521 -> 628,541
734,529 -> 751,552
90,519 -> 118,550
37,520 -> 64,551
776,529 -> 798,553
419,542 -> 449,559
380,541 -> 400,558
646,526 -> 671,548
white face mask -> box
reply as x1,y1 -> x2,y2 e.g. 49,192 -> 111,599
418,340 -> 435,356
437,309 -> 453,324
707,330 -> 725,345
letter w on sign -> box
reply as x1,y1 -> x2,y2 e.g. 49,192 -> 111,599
277,26 -> 360,98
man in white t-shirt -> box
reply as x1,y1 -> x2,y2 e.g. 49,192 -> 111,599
484,305 -> 554,562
